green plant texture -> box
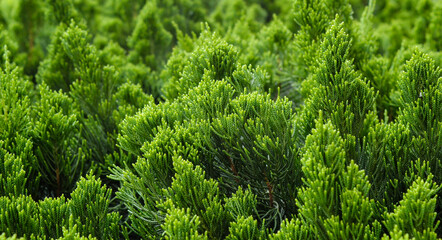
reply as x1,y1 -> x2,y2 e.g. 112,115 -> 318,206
0,0 -> 441,239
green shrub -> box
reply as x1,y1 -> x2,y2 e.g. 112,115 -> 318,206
0,0 -> 440,239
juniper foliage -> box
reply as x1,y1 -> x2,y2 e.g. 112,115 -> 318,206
0,0 -> 441,239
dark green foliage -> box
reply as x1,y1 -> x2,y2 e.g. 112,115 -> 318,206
32,85 -> 87,197
362,122 -> 415,207
205,91 -> 300,226
113,76 -> 301,236
0,0 -> 441,239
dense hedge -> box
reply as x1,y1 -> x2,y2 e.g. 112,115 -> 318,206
0,0 -> 441,239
